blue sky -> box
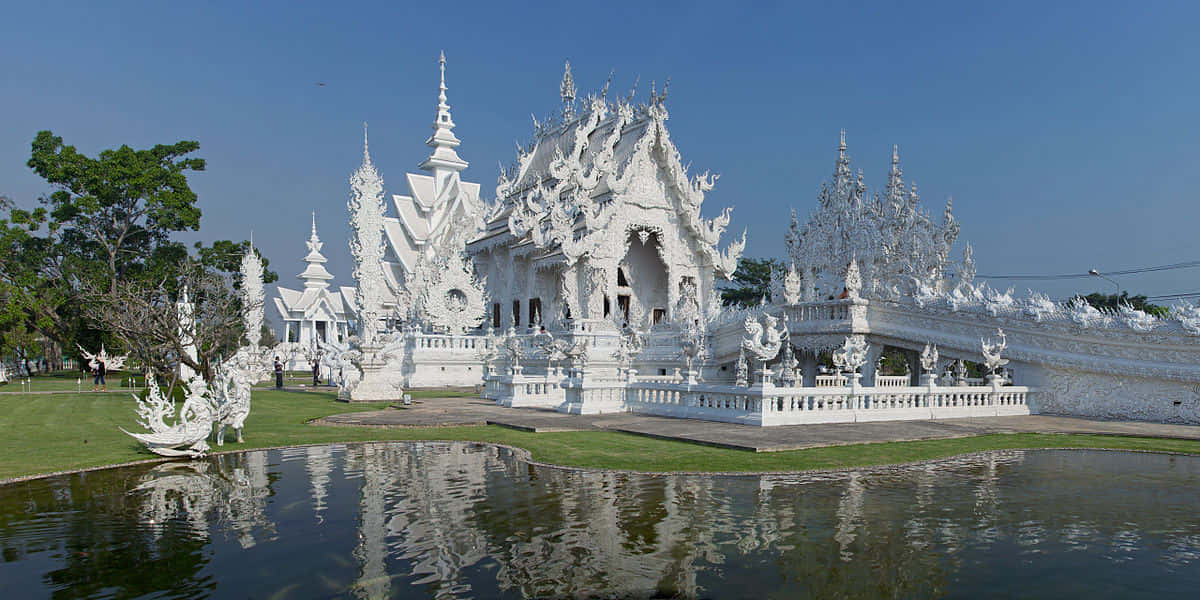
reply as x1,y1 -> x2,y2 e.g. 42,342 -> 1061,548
2,1 -> 1198,310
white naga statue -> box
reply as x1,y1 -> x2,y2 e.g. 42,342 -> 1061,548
741,313 -> 786,381
981,328 -> 1009,375
833,336 -> 870,375
78,344 -> 129,373
920,343 -> 939,373
122,376 -> 216,458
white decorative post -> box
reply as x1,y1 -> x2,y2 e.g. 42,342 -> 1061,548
346,124 -> 399,401
241,241 -> 265,352
177,285 -> 198,382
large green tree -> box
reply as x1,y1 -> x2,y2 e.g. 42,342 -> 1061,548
3,133 -> 276,378
26,130 -> 206,295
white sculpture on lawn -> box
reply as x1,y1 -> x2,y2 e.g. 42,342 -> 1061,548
210,243 -> 267,445
345,124 -> 401,401
122,377 -> 216,458
78,344 -> 129,373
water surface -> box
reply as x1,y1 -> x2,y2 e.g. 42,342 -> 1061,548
1,444 -> 1198,598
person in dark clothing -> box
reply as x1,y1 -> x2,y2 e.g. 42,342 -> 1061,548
312,357 -> 320,387
92,359 -> 107,392
274,356 -> 283,389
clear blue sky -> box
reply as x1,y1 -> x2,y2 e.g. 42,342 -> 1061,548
2,1 -> 1198,310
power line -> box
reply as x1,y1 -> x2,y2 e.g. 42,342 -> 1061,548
978,260 -> 1200,281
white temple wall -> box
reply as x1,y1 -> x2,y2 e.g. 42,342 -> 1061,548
1025,365 -> 1200,424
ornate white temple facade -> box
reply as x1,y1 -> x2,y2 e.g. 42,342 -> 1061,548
273,214 -> 354,366
319,57 -> 1200,425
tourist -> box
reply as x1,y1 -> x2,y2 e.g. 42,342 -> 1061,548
92,358 -> 106,392
311,358 -> 320,387
274,356 -> 283,389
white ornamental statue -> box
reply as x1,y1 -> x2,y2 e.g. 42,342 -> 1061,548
832,335 -> 869,375
741,313 -> 786,384
734,347 -> 749,387
782,263 -> 803,305
981,328 -> 1009,374
78,344 -> 129,373
240,241 -> 265,350
122,377 -> 216,458
421,250 -> 488,334
348,124 -> 389,349
844,259 -> 862,300
920,343 -> 939,373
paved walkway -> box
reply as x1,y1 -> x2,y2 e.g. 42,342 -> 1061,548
315,397 -> 1200,452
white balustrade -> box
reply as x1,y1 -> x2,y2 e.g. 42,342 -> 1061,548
814,374 -> 848,387
875,375 -> 910,388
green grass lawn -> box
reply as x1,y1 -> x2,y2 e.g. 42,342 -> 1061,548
0,371 -> 148,393
2,388 -> 1199,481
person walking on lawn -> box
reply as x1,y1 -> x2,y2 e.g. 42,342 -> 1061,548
274,356 -> 284,389
92,358 -> 107,392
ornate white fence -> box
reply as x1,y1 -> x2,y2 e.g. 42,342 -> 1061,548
486,373 -> 1031,426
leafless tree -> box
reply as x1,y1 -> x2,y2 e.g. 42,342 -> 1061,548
85,261 -> 248,382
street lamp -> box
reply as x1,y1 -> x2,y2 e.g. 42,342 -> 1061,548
1088,268 -> 1121,295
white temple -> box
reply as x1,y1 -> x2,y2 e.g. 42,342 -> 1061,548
273,213 -> 354,362
275,54 -> 1200,425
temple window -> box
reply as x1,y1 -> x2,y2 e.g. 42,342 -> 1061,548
528,298 -> 542,325
512,300 -> 521,327
492,303 -> 501,328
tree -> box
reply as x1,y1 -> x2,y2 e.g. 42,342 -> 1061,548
720,257 -> 781,307
26,130 -> 205,296
84,259 -> 247,382
1079,292 -> 1168,317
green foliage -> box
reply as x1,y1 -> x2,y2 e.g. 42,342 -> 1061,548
25,130 -> 206,294
195,239 -> 278,284
1079,292 -> 1168,317
720,257 -> 781,307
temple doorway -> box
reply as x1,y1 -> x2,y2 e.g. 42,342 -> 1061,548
619,229 -> 668,326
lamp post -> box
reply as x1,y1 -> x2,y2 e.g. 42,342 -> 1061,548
1088,269 -> 1120,295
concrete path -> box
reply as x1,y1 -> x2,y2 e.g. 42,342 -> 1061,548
315,397 -> 1200,452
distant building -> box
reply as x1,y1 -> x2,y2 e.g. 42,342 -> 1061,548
273,214 -> 355,364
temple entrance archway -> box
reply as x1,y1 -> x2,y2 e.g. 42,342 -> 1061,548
618,229 -> 669,326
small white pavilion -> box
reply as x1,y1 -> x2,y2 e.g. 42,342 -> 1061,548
274,213 -> 356,365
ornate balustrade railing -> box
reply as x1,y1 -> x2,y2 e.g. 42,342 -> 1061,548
814,374 -> 848,387
482,374 -> 1033,426
875,375 -> 910,388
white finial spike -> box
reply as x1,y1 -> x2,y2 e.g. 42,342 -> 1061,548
892,144 -> 899,166
839,129 -> 847,152
438,50 -> 447,105
311,211 -> 317,237
362,121 -> 370,163
250,230 -> 254,248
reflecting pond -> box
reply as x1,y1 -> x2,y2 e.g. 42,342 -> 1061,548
1,444 -> 1199,598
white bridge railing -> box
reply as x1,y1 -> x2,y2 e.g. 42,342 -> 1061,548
484,372 -> 1032,426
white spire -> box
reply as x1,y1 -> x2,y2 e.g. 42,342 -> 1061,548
560,59 -> 576,117
300,211 -> 333,289
419,51 -> 468,177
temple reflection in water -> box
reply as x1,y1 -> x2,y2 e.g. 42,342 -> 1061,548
2,444 -> 1199,598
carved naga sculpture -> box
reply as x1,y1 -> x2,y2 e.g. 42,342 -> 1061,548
78,344 -> 129,373
832,336 -> 869,375
741,313 -> 785,365
122,377 -> 216,458
980,328 -> 1009,374
920,343 -> 939,373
